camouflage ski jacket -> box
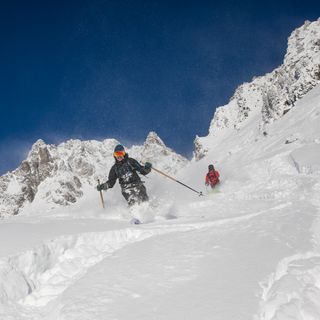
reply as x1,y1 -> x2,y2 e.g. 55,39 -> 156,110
107,154 -> 151,189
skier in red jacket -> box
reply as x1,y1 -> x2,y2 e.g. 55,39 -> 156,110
205,164 -> 220,189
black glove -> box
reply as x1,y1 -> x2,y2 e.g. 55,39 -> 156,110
97,182 -> 108,191
144,162 -> 152,170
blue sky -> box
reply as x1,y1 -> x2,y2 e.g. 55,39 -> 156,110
0,0 -> 319,174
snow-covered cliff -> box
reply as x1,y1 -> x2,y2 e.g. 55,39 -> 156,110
194,19 -> 320,160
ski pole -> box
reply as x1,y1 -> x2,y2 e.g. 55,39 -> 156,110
151,166 -> 203,196
97,179 -> 105,209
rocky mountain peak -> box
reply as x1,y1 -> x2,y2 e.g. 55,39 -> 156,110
0,134 -> 188,217
194,19 -> 320,160
129,132 -> 188,175
144,131 -> 166,147
284,19 -> 320,67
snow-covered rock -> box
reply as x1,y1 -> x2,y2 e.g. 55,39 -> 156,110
130,132 -> 188,174
0,133 -> 188,217
194,19 -> 320,160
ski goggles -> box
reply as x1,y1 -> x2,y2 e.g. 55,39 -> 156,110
114,150 -> 126,157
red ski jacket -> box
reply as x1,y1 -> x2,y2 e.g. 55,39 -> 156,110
205,170 -> 220,187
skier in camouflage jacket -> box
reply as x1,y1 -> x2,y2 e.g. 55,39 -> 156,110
97,144 -> 152,206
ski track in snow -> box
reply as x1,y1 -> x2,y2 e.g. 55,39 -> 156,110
1,164 -> 319,320
1,167 -> 319,320
1,83 -> 320,319
0,202 -> 296,320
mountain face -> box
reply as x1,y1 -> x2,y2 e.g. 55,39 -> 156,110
2,20 -> 319,217
0,133 -> 188,216
194,19 -> 320,160
130,132 -> 188,174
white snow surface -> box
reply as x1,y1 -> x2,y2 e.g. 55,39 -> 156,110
1,18 -> 320,319
0,82 -> 319,319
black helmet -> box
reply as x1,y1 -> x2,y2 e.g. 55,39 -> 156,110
208,164 -> 214,171
114,144 -> 125,153
113,144 -> 126,158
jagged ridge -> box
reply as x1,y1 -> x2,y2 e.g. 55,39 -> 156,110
194,19 -> 320,160
0,133 -> 188,216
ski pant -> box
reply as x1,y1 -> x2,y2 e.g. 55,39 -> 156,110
121,183 -> 149,206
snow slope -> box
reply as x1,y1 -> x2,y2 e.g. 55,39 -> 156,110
194,19 -> 320,160
0,83 -> 319,319
1,19 -> 320,320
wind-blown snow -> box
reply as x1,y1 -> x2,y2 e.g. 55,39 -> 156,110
0,21 -> 320,320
